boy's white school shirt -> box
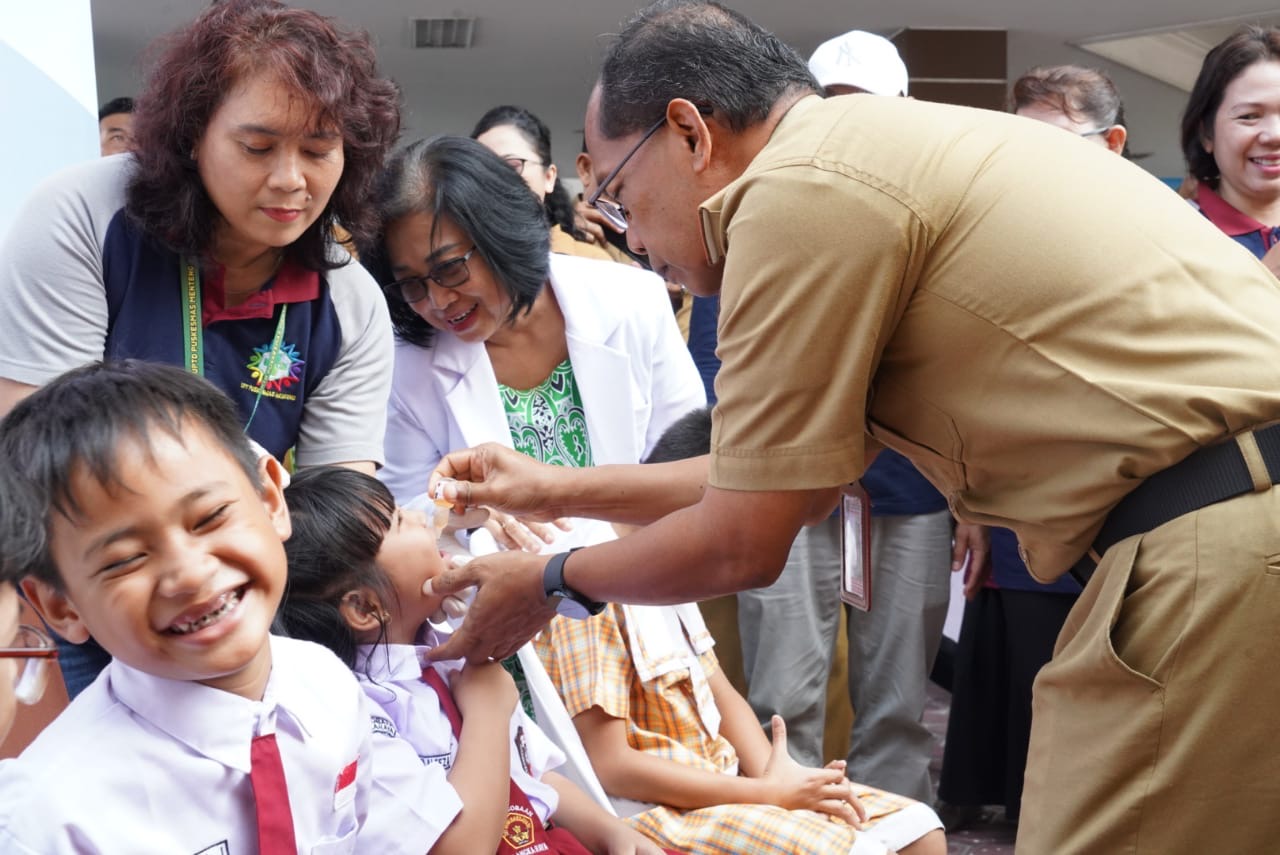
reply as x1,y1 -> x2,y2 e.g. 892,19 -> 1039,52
0,635 -> 462,854
356,641 -> 566,826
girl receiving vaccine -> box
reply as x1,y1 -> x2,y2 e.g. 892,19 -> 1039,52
277,466 -> 676,855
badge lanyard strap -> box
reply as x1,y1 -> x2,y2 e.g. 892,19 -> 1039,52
181,256 -> 289,433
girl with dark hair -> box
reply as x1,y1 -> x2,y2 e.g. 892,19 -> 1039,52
278,466 -> 672,855
1180,25 -> 1280,273
472,105 -> 614,261
0,0 -> 400,699
370,135 -> 704,552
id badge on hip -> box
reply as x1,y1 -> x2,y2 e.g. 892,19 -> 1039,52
839,483 -> 873,612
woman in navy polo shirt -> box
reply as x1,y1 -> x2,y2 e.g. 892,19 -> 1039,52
0,0 -> 401,697
1181,26 -> 1280,273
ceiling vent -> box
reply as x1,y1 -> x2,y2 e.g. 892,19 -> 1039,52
412,17 -> 476,49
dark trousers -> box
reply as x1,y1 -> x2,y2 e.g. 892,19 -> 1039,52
937,587 -> 1076,820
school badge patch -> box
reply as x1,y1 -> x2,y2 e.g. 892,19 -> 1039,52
502,807 -> 535,849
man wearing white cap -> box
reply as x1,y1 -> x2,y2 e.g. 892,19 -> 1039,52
808,29 -> 910,97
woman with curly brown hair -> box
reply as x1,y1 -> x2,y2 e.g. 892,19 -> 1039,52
0,0 -> 401,698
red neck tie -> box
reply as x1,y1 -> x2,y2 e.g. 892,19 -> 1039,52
250,732 -> 297,855
422,667 -> 464,734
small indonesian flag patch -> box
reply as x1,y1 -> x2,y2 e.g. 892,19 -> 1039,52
334,758 -> 358,810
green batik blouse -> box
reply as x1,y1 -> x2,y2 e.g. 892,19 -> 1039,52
499,359 -> 595,469
497,358 -> 595,718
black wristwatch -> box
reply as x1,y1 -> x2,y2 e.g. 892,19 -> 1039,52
543,548 -> 605,619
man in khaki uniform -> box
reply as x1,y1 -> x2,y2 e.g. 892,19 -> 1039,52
426,2 -> 1280,852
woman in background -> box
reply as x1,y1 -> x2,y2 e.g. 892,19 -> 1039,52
1181,25 -> 1280,274
1010,64 -> 1128,155
472,105 -> 612,261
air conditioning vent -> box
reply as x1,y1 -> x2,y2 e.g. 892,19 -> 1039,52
412,17 -> 476,49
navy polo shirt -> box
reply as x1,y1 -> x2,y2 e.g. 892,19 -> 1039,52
861,448 -> 948,517
688,295 -> 722,405
101,211 -> 342,461
1195,185 -> 1280,260
989,527 -> 1081,594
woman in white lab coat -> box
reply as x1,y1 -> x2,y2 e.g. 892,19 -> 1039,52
369,136 -> 704,548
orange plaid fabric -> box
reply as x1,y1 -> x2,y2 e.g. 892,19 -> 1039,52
534,604 -> 922,854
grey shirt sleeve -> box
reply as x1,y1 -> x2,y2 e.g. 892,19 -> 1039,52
0,157 -> 130,385
292,256 -> 394,468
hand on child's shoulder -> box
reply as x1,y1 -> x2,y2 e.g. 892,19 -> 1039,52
449,660 -> 518,717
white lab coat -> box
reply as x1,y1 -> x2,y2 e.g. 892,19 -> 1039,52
381,252 -> 705,502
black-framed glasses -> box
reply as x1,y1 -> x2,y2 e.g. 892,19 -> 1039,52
383,246 -> 477,304
0,624 -> 58,706
587,115 -> 669,232
502,156 -> 543,173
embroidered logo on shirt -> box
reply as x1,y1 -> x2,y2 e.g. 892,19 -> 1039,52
503,804 -> 537,849
421,752 -> 453,770
515,725 -> 532,775
370,714 -> 397,738
333,758 -> 358,811
240,341 -> 304,402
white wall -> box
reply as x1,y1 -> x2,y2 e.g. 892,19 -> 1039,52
0,2 -> 100,241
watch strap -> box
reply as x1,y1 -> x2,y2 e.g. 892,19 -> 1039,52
542,547 -> 604,616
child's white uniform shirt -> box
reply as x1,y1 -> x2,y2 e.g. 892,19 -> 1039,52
356,642 -> 566,826
0,635 -> 462,854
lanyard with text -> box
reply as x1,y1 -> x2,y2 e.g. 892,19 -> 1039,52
181,256 -> 288,433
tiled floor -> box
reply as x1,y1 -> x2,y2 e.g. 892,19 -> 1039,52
924,682 -> 1018,855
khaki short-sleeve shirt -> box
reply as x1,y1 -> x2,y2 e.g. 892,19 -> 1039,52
702,95 -> 1280,581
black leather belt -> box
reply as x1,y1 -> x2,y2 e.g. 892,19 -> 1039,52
1068,422 -> 1280,586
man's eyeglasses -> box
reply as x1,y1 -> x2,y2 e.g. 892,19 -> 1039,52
587,115 -> 670,233
383,247 -> 477,305
503,157 -> 543,173
1078,125 -> 1114,139
0,625 -> 58,706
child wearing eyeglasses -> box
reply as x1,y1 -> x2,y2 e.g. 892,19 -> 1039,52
277,464 -> 678,855
0,360 -> 469,854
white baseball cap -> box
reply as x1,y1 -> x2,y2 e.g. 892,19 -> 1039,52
808,30 -> 909,97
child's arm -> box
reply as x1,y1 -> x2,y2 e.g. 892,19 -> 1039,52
707,667 -> 867,827
708,665 -> 771,777
574,704 -> 785,811
429,663 -> 518,855
542,771 -> 666,855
